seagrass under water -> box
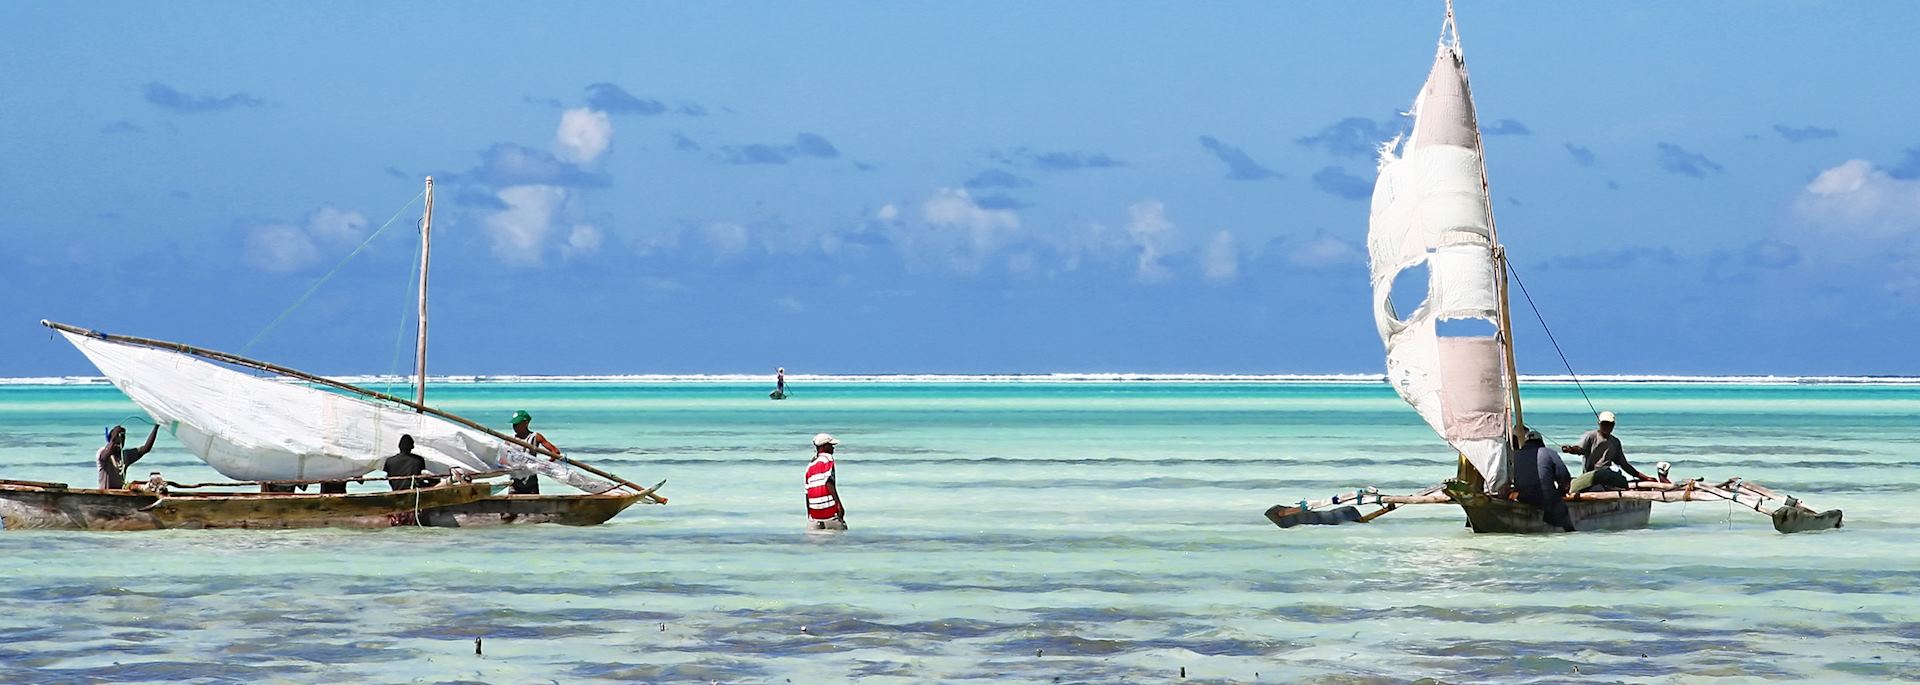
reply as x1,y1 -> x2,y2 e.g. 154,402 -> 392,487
0,380 -> 1915,683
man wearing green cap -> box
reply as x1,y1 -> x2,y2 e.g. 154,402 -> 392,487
507,410 -> 561,494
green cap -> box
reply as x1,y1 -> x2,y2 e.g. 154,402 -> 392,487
510,410 -> 532,426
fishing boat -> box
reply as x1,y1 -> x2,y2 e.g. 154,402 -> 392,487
5,178 -> 665,531
1263,4 -> 1841,535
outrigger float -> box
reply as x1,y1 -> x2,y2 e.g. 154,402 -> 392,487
1265,4 -> 1840,535
5,178 -> 667,531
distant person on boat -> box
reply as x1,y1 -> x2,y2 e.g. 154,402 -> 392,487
772,367 -> 788,399
96,424 -> 158,490
383,434 -> 441,490
1511,428 -> 1575,532
1561,410 -> 1652,491
804,433 -> 846,530
506,410 -> 561,494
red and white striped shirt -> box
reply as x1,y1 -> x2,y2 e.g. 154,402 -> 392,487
804,453 -> 842,520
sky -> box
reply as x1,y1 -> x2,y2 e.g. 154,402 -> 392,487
4,2 -> 1920,377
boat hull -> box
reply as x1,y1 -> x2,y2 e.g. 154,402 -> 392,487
0,481 -> 160,530
145,482 -> 495,530
426,493 -> 647,526
1445,481 -> 1651,534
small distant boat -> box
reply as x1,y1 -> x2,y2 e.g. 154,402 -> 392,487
6,178 -> 664,531
769,389 -> 787,400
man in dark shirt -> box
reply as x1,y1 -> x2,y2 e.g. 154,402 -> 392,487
382,435 -> 440,490
1511,428 -> 1575,531
1561,411 -> 1651,491
96,424 -> 158,490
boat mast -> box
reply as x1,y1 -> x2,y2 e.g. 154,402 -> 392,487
1447,2 -> 1526,448
414,176 -> 433,408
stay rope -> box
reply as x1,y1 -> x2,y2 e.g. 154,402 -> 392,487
240,190 -> 426,355
384,234 -> 425,400
1505,261 -> 1599,419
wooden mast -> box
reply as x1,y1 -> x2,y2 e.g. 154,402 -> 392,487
40,320 -> 665,504
1448,3 -> 1526,450
415,177 -> 433,407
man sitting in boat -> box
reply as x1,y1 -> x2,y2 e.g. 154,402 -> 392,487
506,410 -> 561,494
1561,411 -> 1653,492
1512,428 -> 1575,532
97,424 -> 159,490
804,433 -> 846,530
382,434 -> 441,490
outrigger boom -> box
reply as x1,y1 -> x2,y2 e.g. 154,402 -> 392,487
1267,478 -> 1842,534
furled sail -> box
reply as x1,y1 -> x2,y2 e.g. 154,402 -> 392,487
1367,37 -> 1512,492
61,330 -> 503,482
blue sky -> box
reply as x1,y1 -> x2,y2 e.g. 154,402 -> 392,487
5,3 -> 1919,376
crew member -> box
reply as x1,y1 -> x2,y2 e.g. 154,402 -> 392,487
1512,428 -> 1575,532
1560,410 -> 1652,491
96,424 -> 159,490
804,433 -> 846,530
383,434 -> 441,490
507,410 -> 561,494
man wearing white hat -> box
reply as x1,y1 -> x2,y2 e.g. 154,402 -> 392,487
803,433 -> 847,530
1561,410 -> 1652,491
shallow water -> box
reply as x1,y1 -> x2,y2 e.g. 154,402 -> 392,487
1,381 -> 1916,683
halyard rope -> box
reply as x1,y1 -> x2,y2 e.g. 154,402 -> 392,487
1506,262 -> 1600,419
241,190 -> 425,355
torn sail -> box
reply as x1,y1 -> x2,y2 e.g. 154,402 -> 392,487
1367,41 -> 1512,492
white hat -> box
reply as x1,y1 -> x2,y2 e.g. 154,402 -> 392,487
1597,411 -> 1617,424
812,433 -> 840,447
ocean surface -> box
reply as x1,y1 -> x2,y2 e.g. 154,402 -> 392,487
1,379 -> 1915,684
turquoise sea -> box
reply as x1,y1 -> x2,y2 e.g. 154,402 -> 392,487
0,379 -> 1916,683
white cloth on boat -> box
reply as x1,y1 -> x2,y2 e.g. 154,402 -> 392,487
496,440 -> 616,494
1367,43 -> 1513,493
59,331 -> 498,482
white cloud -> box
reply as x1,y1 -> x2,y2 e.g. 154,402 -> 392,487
923,188 -> 1020,254
774,296 -> 805,313
555,108 -> 613,164
701,221 -> 750,256
1201,230 -> 1239,282
484,184 -> 569,266
563,224 -> 603,259
875,204 -> 899,222
243,224 -> 318,273
1796,159 -> 1920,240
305,206 -> 367,246
1126,200 -> 1176,283
1287,235 -> 1364,269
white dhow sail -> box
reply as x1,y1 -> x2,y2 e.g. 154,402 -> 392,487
1367,24 -> 1513,492
62,330 -> 502,482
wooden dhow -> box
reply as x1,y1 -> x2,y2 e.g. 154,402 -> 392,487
10,178 -> 665,531
1265,5 -> 1840,535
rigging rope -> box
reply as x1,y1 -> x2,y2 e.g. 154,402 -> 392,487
240,190 -> 426,355
384,233 -> 425,400
1505,262 -> 1600,418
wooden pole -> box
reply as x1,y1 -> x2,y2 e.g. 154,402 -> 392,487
42,320 -> 666,504
415,176 -> 433,407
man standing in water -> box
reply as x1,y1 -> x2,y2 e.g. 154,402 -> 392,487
777,368 -> 786,397
804,433 -> 846,530
1511,428 -> 1575,532
97,424 -> 159,490
1561,410 -> 1652,491
507,410 -> 562,494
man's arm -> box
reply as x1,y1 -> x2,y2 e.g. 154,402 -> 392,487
828,473 -> 843,520
1616,449 -> 1651,480
531,433 -> 561,458
1561,432 -> 1591,455
128,425 -> 160,463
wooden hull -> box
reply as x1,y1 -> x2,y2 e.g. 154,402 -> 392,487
1445,481 -> 1651,534
147,482 -> 495,529
0,481 -> 160,530
425,493 -> 647,527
